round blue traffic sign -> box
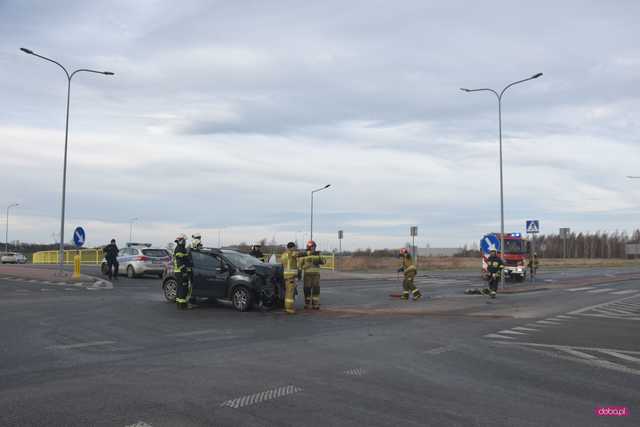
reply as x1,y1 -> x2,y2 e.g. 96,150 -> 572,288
480,234 -> 500,255
73,226 -> 86,248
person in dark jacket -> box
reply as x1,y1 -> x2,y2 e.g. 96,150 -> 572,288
486,249 -> 504,298
249,244 -> 265,262
104,239 -> 119,280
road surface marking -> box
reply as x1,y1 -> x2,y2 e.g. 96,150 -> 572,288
512,327 -> 539,332
568,294 -> 640,315
125,422 -> 153,427
493,341 -> 640,355
47,340 -> 116,350
424,345 -> 455,355
611,290 -> 639,295
587,288 -> 614,294
546,318 -> 567,322
169,329 -> 229,337
498,330 -> 527,335
493,342 -> 640,376
535,320 -> 562,325
566,287 -> 594,292
555,315 -> 574,319
560,348 -> 598,360
484,334 -> 514,339
344,368 -> 367,376
598,350 -> 640,364
220,385 -> 302,409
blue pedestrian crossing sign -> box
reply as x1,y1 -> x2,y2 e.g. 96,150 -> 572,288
73,226 -> 86,248
480,234 -> 501,255
526,220 -> 540,234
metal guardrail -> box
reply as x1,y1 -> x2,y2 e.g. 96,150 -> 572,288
32,249 -> 103,265
265,253 -> 335,271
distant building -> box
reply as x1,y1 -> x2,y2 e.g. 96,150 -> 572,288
417,247 -> 462,257
625,241 -> 640,259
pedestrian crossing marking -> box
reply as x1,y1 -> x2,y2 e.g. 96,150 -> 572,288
566,287 -> 594,292
484,333 -> 514,339
611,290 -> 639,295
587,288 -> 614,294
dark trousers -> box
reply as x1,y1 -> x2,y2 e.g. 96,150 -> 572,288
488,273 -> 499,292
176,271 -> 190,304
107,259 -> 119,279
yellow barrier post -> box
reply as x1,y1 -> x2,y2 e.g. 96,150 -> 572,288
73,255 -> 81,278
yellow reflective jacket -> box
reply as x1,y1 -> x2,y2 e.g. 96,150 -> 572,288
300,251 -> 325,274
280,250 -> 301,277
400,254 -> 416,274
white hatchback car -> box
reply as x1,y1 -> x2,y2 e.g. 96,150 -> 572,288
1,252 -> 27,264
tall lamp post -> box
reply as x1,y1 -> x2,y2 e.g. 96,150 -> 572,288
129,217 -> 139,242
5,203 -> 19,253
21,48 -> 114,273
461,72 -> 543,289
310,184 -> 331,242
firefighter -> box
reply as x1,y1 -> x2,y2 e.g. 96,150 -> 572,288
104,239 -> 119,280
486,249 -> 504,298
528,253 -> 539,280
300,240 -> 325,310
173,234 -> 193,310
191,233 -> 203,250
280,242 -> 301,314
398,248 -> 422,300
249,244 -> 265,262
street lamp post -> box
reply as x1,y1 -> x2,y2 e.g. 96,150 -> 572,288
310,184 -> 331,242
5,203 -> 19,253
21,48 -> 114,273
461,72 -> 543,290
129,217 -> 139,242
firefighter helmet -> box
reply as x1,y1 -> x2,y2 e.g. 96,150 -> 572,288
286,241 -> 296,249
306,240 -> 317,250
175,233 -> 187,243
400,248 -> 409,255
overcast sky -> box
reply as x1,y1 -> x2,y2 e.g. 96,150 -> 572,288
1,0 -> 639,250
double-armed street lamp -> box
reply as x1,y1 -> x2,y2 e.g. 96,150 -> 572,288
461,72 -> 543,289
21,47 -> 114,273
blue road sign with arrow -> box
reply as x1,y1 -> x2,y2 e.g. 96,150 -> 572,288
526,220 -> 540,234
480,234 -> 500,255
73,226 -> 85,248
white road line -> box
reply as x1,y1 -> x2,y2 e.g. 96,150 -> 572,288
344,368 -> 367,376
611,290 -> 639,295
555,315 -> 574,319
578,314 -> 640,321
169,329 -> 226,337
512,327 -> 540,332
546,318 -> 567,322
587,288 -> 614,294
566,286 -> 594,292
568,294 -> 640,315
535,320 -> 562,325
125,422 -> 153,427
498,330 -> 527,335
494,341 -> 640,355
484,334 -> 514,339
560,348 -> 598,360
424,345 -> 455,355
598,350 -> 640,364
47,340 -> 116,350
220,385 -> 302,409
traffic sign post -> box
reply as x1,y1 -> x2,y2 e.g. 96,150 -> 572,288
560,228 -> 570,259
410,226 -> 418,263
338,230 -> 343,254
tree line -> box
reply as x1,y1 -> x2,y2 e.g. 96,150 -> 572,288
532,230 -> 640,259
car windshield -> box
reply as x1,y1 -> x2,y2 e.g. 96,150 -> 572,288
222,251 -> 263,268
142,249 -> 169,258
503,239 -> 526,254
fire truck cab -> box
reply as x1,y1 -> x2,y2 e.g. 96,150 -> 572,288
481,232 -> 529,282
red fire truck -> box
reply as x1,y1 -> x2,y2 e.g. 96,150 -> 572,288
481,232 -> 529,282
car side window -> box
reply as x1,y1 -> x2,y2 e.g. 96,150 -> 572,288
118,248 -> 127,257
192,252 -> 221,271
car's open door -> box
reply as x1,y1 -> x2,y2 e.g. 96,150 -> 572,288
191,252 -> 228,298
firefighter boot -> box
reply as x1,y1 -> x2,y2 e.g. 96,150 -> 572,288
400,291 -> 409,300
490,291 -> 497,299
411,289 -> 422,301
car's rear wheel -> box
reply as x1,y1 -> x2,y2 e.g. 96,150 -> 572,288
231,286 -> 253,312
163,279 -> 177,302
127,265 -> 136,279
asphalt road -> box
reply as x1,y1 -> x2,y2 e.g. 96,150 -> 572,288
1,266 -> 639,426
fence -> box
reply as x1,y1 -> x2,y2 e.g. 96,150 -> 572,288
264,253 -> 335,270
32,249 -> 104,265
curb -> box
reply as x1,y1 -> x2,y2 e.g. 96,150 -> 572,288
0,274 -> 113,290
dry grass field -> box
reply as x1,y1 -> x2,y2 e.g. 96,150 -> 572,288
335,256 -> 640,272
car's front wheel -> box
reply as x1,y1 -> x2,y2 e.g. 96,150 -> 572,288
163,278 -> 177,302
231,286 -> 253,312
